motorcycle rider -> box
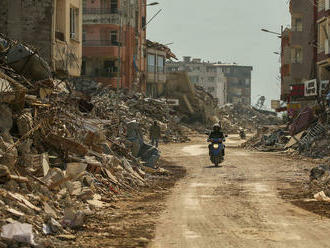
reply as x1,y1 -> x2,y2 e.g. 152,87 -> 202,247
208,124 -> 225,156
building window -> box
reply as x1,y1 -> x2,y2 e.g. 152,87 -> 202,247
70,7 -> 79,40
148,54 -> 155,72
189,76 -> 199,83
291,47 -> 303,63
110,31 -> 118,45
208,77 -> 215,82
292,16 -> 303,32
208,87 -> 215,92
157,56 -> 165,73
318,21 -> 328,53
110,0 -> 118,13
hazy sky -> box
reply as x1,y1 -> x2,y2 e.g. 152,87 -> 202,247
147,0 -> 291,107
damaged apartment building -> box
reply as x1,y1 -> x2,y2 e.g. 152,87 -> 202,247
166,57 -> 252,106
0,0 -> 83,77
82,0 -> 147,90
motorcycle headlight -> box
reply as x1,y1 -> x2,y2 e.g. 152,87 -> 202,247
213,144 -> 219,149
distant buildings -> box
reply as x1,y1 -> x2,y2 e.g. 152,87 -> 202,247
0,0 -> 83,77
166,57 -> 253,106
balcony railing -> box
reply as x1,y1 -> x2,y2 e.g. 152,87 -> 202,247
83,40 -> 121,47
85,69 -> 119,78
83,8 -> 119,15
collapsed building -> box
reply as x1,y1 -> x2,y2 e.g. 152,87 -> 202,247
0,35 -> 190,246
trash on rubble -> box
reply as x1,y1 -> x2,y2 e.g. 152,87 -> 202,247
314,191 -> 330,202
1,222 -> 36,245
62,208 -> 86,228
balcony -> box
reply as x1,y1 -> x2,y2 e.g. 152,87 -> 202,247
83,40 -> 121,57
83,8 -> 120,25
83,40 -> 121,47
317,39 -> 330,62
84,8 -> 119,14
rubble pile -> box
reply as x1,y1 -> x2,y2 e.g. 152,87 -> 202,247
242,107 -> 330,158
0,35 -> 185,246
69,78 -> 190,143
218,103 -> 282,133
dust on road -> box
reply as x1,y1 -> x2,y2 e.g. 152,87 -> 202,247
149,137 -> 330,248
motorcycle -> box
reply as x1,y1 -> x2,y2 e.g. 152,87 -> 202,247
208,137 -> 225,167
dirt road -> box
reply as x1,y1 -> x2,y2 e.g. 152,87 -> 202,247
149,136 -> 330,248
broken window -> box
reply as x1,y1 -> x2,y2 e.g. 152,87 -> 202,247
70,7 -> 79,40
291,47 -> 303,63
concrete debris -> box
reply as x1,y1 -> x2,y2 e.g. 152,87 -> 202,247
218,103 -> 282,133
314,191 -> 330,202
0,34 -> 190,245
1,222 -> 36,245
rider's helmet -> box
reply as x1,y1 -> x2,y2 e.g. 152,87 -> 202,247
213,124 -> 220,132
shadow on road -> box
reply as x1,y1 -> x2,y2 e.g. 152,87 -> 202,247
204,165 -> 222,169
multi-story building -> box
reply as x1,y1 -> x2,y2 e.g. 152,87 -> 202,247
146,40 -> 177,97
166,57 -> 227,105
82,0 -> 146,90
0,0 -> 83,77
317,0 -> 330,85
280,0 -> 317,102
166,57 -> 252,105
213,64 -> 252,105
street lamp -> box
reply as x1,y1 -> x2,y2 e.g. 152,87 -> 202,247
146,2 -> 159,6
261,28 -> 282,38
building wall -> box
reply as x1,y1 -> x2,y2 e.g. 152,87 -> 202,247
54,0 -> 83,77
0,0 -> 82,77
82,0 -> 146,90
214,65 -> 252,105
289,0 -> 316,82
0,0 -> 53,62
317,0 -> 330,82
146,47 -> 166,97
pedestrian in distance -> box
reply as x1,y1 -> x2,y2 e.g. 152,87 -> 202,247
149,121 -> 161,148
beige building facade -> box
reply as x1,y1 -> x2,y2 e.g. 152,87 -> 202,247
0,0 -> 83,77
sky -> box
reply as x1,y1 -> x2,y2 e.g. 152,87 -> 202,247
146,0 -> 291,108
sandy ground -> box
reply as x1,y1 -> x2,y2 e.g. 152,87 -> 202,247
149,135 -> 330,248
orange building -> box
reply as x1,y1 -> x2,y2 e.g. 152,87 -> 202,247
82,0 -> 147,91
